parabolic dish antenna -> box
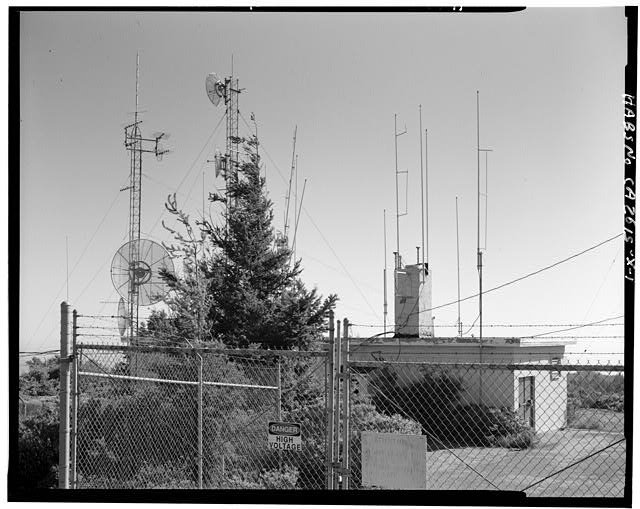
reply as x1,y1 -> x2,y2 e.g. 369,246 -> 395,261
110,239 -> 175,306
117,297 -> 131,338
205,73 -> 225,107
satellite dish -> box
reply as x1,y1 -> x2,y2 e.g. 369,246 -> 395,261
110,239 -> 175,306
206,73 -> 225,107
117,297 -> 131,338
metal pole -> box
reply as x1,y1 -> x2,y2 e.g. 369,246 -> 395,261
277,358 -> 282,420
70,309 -> 78,488
383,209 -> 387,336
198,352 -> 203,489
477,91 -> 483,404
326,311 -> 335,490
58,302 -> 71,489
419,107 -> 425,269
425,128 -> 429,266
333,320 -> 341,489
277,356 -> 283,470
456,197 -> 462,338
394,115 -> 400,257
341,318 -> 350,490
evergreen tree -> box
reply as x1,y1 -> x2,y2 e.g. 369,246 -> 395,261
151,135 -> 337,349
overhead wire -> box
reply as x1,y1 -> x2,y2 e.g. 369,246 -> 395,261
525,315 -> 624,339
405,232 -> 624,320
350,321 -> 624,328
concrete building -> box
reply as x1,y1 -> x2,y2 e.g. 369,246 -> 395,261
349,337 -> 574,432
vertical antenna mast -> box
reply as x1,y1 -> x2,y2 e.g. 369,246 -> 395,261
425,128 -> 429,267
284,126 -> 297,242
419,106 -> 425,269
476,91 -> 482,346
294,154 -> 298,260
383,209 -> 388,335
66,236 -> 69,302
485,151 -> 489,250
476,91 -> 493,345
456,197 -> 462,337
394,115 -> 407,266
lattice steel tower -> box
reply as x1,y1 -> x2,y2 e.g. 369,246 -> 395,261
122,55 -> 169,340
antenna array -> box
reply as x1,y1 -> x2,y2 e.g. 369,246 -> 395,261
116,55 -> 172,341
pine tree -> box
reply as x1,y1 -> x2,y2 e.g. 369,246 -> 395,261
151,135 -> 337,349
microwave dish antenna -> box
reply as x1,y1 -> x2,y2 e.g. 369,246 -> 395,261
110,238 -> 175,307
206,73 -> 225,107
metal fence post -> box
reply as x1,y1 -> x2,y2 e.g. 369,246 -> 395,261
70,309 -> 78,488
58,301 -> 71,489
326,311 -> 335,489
333,320 -> 341,489
341,318 -> 350,490
277,357 -> 282,421
277,356 -> 283,471
198,351 -> 203,489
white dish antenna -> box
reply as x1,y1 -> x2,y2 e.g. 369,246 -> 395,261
117,297 -> 131,338
110,238 -> 175,306
205,73 -> 225,107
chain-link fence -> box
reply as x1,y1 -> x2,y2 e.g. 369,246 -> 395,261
346,359 -> 625,496
73,343 -> 329,489
65,310 -> 625,495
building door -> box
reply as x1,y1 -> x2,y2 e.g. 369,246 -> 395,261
518,376 -> 535,429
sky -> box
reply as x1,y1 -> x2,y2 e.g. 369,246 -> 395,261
19,8 -> 628,366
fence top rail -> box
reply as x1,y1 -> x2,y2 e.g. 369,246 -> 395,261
348,360 -> 624,372
76,343 -> 328,358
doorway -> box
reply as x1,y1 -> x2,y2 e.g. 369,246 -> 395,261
518,376 -> 535,429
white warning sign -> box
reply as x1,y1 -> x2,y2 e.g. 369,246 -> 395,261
268,421 -> 302,451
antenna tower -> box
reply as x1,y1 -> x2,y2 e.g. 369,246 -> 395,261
122,54 -> 169,339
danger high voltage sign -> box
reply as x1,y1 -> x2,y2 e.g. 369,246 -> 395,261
268,421 -> 302,451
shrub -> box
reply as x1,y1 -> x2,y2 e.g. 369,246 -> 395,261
15,406 -> 59,490
215,466 -> 299,489
365,367 -> 535,449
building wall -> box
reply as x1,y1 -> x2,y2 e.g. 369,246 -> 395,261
349,341 -> 569,432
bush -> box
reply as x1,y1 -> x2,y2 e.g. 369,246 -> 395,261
16,406 -> 59,490
219,466 -> 299,489
365,367 -> 534,449
80,463 -> 196,489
